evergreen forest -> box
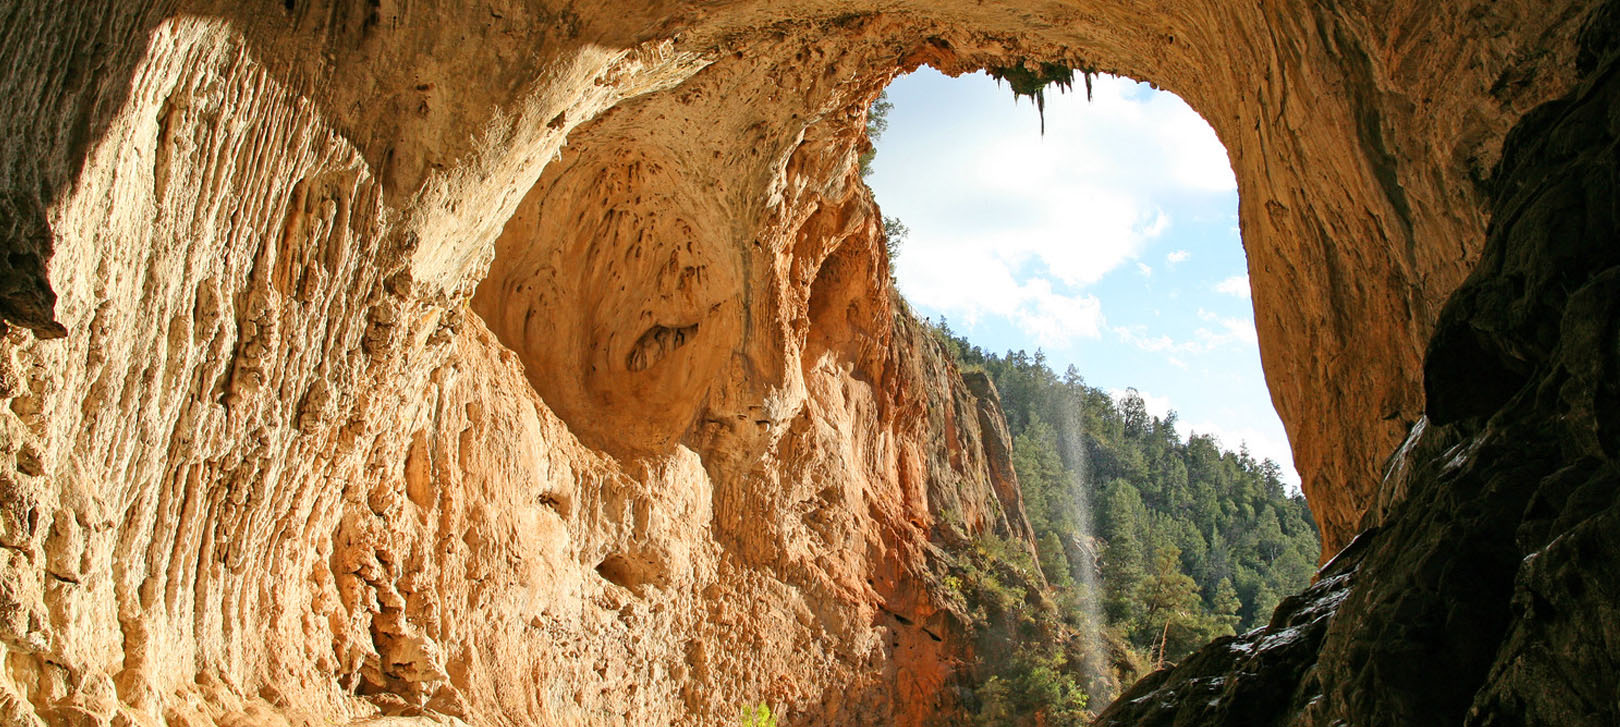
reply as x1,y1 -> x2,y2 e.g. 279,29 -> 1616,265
924,319 -> 1321,724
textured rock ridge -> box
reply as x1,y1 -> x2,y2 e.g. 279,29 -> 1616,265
0,0 -> 1611,725
1098,6 -> 1620,724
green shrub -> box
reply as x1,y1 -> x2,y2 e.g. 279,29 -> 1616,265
739,703 -> 777,727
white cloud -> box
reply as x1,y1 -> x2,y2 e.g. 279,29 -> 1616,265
1110,387 -> 1174,421
902,248 -> 1106,348
1112,326 -> 1180,353
887,71 -> 1242,347
1012,282 -> 1105,347
1112,311 -> 1257,356
1196,317 -> 1259,347
1186,419 -> 1300,487
1167,250 -> 1190,264
885,71 -> 1228,295
1215,274 -> 1251,298
1160,105 -> 1238,192
1049,75 -> 1235,192
1189,310 -> 1258,350
1142,211 -> 1171,238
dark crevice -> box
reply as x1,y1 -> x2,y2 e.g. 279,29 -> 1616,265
595,553 -> 666,595
626,323 -> 698,372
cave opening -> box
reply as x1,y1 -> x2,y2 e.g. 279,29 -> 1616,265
4,3 -> 1611,726
457,29 -> 1350,718
861,66 -> 1322,715
444,10 -> 1556,722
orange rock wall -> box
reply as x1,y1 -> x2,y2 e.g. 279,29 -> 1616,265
0,0 -> 1603,724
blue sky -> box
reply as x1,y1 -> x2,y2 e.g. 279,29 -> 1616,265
867,68 -> 1299,486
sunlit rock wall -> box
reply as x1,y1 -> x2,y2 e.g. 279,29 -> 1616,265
0,0 -> 1605,724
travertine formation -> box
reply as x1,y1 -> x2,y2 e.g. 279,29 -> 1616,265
0,0 -> 1610,725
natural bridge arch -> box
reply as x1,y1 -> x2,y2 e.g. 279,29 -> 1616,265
456,3 -> 1582,557
0,1 -> 1612,725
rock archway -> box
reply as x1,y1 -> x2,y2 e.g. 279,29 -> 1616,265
0,1 -> 1611,725
462,1 -> 1591,556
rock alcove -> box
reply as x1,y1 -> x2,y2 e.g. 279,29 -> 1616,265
0,1 -> 1615,725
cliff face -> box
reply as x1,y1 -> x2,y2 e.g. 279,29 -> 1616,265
0,0 -> 1610,725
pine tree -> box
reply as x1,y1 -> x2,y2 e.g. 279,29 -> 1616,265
1136,543 -> 1203,662
1250,580 -> 1279,629
1099,482 -> 1149,629
1212,577 -> 1242,633
1120,388 -> 1150,438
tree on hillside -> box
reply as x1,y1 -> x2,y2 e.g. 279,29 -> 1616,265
1120,388 -> 1150,438
858,91 -> 893,178
1137,543 -> 1203,665
1211,577 -> 1243,633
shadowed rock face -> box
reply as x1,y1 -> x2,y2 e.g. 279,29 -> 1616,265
1098,6 -> 1620,724
0,0 -> 1611,724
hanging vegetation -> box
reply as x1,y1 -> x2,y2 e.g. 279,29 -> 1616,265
987,60 -> 1100,133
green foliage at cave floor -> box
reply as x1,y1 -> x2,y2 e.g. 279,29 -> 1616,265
925,317 -> 1320,723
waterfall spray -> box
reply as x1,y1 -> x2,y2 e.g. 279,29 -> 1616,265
1055,387 -> 1113,704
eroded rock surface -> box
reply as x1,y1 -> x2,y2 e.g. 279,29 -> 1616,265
0,0 -> 1611,725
